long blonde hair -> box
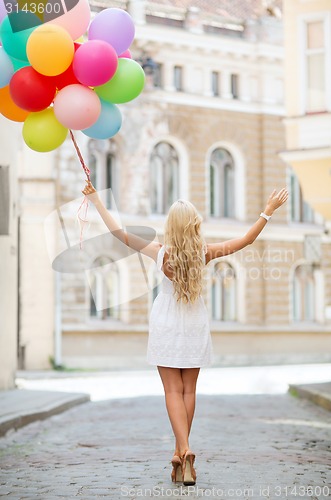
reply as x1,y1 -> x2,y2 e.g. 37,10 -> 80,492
164,199 -> 206,304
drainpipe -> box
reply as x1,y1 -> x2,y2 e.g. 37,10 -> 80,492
54,149 -> 62,368
54,270 -> 62,367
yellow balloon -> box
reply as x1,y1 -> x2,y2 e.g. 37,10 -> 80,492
23,108 -> 68,152
26,25 -> 74,77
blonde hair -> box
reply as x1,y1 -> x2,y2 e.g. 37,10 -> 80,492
164,199 -> 206,304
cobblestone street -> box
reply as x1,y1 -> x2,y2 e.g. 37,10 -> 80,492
0,389 -> 330,499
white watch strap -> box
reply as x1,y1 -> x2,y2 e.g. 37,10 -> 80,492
260,212 -> 271,221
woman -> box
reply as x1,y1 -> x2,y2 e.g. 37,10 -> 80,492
82,180 -> 288,486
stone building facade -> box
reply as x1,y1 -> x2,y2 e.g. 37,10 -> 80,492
17,0 -> 331,370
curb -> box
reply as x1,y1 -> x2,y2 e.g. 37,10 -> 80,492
288,382 -> 331,412
0,390 -> 90,437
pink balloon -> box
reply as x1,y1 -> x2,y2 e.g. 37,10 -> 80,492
73,40 -> 118,87
45,0 -> 91,41
54,84 -> 101,130
119,49 -> 132,59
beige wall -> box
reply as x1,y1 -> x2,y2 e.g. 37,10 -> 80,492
0,117 -> 19,390
62,330 -> 331,369
18,149 -> 56,369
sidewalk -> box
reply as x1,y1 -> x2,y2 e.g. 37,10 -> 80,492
289,382 -> 331,412
0,388 -> 90,437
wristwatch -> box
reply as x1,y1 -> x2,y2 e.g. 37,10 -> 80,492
260,212 -> 271,221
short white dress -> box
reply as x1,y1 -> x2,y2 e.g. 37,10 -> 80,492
147,245 -> 214,368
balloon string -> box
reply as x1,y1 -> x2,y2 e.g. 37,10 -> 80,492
69,129 -> 91,181
69,130 -> 91,250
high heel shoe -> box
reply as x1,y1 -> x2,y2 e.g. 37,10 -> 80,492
171,454 -> 183,483
181,450 -> 196,486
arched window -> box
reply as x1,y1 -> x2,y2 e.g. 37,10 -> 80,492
292,264 -> 315,322
210,148 -> 235,218
88,140 -> 117,209
150,142 -> 179,214
289,170 -> 314,223
89,256 -> 120,320
211,261 -> 236,321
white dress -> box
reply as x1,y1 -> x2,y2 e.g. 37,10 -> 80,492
147,245 -> 214,368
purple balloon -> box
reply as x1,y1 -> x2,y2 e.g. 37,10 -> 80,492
88,8 -> 135,56
0,0 -> 7,24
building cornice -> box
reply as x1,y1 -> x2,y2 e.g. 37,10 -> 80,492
141,90 -> 285,116
279,147 -> 331,162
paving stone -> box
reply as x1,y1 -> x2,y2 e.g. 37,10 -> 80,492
0,393 -> 330,499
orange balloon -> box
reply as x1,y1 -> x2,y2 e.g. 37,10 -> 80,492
0,86 -> 30,122
27,24 -> 74,77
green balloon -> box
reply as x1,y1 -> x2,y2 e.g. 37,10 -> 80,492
95,59 -> 145,104
23,108 -> 68,153
0,12 -> 41,61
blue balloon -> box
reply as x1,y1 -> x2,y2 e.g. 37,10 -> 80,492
0,46 -> 14,87
82,100 -> 122,139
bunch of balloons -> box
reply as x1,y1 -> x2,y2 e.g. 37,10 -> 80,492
0,0 -> 145,152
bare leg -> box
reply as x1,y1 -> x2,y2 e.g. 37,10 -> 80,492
182,367 -> 200,435
157,366 -> 200,456
157,366 -> 189,456
175,368 -> 200,453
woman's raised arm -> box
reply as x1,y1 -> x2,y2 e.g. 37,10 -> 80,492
205,188 -> 289,264
82,180 -> 161,261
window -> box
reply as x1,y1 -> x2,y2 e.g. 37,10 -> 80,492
146,15 -> 184,29
231,74 -> 239,99
153,63 -> 163,88
142,59 -> 163,90
174,66 -> 183,91
289,170 -> 314,223
150,142 -> 179,214
211,71 -> 220,97
89,256 -> 120,320
105,153 -> 114,209
209,148 -> 235,218
88,141 -> 117,209
305,20 -> 326,112
211,262 -> 236,321
292,264 -> 315,322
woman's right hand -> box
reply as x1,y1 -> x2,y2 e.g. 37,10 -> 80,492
264,188 -> 289,215
82,180 -> 101,205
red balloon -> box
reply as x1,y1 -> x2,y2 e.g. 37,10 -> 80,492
9,67 -> 56,112
52,63 -> 80,90
52,43 -> 81,90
